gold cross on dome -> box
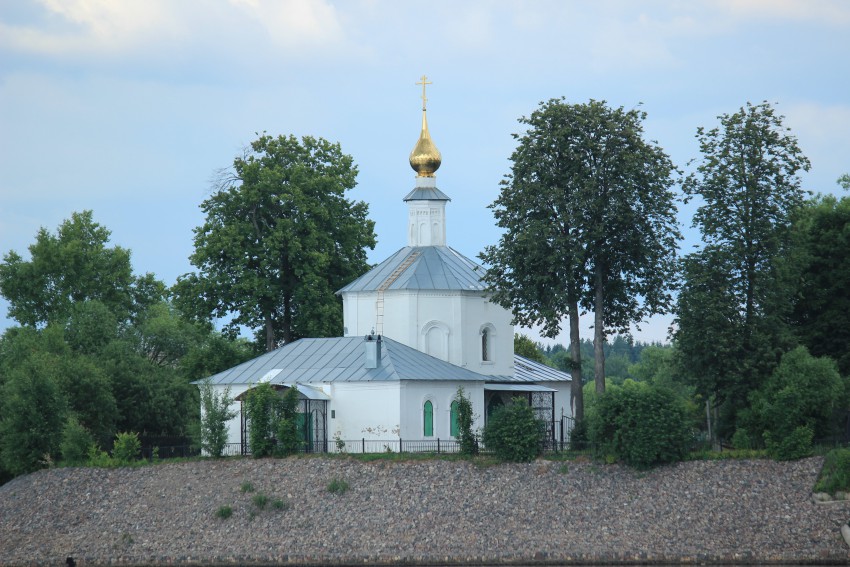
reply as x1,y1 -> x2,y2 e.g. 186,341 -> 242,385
416,75 -> 432,110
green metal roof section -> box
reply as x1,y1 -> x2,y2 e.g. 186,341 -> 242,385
337,246 -> 486,294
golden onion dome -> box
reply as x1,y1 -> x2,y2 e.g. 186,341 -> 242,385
409,75 -> 441,177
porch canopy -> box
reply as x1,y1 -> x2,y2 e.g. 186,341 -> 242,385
483,384 -> 556,393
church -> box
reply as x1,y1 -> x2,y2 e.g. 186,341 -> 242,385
202,79 -> 573,453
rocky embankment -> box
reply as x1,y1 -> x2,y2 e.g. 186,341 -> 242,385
0,456 -> 849,566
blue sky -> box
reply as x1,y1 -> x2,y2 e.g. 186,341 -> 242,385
1,0 -> 848,345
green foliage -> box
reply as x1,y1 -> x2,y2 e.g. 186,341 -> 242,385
199,379 -> 238,458
481,397 -> 543,462
86,444 -> 114,468
60,416 -> 95,465
272,498 -> 289,510
252,493 -> 269,509
0,210 -> 163,328
730,428 -> 757,450
275,386 -> 301,456
568,419 -> 589,451
788,195 -> 850,375
0,361 -> 67,476
215,505 -> 233,519
676,101 -> 810,433
588,381 -> 692,468
482,99 -> 679,415
112,432 -> 141,464
240,481 -> 255,493
455,387 -> 478,456
244,382 -> 281,457
513,334 -> 548,364
327,478 -> 349,494
765,425 -> 813,461
814,449 -> 850,494
179,332 -> 255,383
173,133 -> 376,351
748,346 -> 845,459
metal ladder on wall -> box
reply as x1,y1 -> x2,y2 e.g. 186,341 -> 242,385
375,250 -> 420,336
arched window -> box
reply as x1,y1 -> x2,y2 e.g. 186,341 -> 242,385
423,400 -> 434,437
450,400 -> 459,437
480,323 -> 496,363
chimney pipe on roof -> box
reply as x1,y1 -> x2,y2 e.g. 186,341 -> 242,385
364,334 -> 382,369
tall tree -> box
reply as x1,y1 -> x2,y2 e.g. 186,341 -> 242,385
0,210 -> 164,328
481,99 -> 680,421
174,134 -> 376,351
675,101 -> 810,434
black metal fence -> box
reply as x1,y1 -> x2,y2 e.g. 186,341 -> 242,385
142,416 -> 577,460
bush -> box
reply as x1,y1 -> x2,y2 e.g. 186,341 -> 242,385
750,347 -> 845,460
60,416 -> 94,465
569,419 -> 588,451
455,387 -> 478,456
111,432 -> 141,464
587,380 -> 691,468
244,383 -> 279,458
275,386 -> 301,456
730,428 -> 757,450
765,425 -> 814,461
199,379 -> 237,458
481,397 -> 543,462
815,448 -> 850,494
86,444 -> 113,467
216,505 -> 233,519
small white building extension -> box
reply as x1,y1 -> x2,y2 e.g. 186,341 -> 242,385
201,82 -> 572,453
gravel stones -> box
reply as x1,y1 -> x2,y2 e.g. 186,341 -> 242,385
0,456 -> 848,565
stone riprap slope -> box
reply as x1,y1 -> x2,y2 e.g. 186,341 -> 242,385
0,457 -> 848,566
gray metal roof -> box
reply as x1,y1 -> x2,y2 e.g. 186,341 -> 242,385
509,355 -> 573,383
203,336 -> 492,386
337,246 -> 486,294
403,186 -> 451,201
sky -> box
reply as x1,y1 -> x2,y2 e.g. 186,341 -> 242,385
1,0 -> 849,346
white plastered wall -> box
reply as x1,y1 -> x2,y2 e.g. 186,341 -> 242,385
342,289 -> 514,376
399,380 -> 486,439
327,381 -> 401,445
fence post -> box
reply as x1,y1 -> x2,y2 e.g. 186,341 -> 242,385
362,438 -> 365,454
437,438 -> 441,454
399,437 -> 403,453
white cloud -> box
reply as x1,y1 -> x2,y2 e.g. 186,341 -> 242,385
0,0 -> 349,63
712,0 -> 850,25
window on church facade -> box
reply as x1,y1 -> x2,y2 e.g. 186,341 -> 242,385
482,328 -> 490,361
423,400 -> 434,437
450,400 -> 459,437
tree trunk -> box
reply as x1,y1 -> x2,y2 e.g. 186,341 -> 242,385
593,268 -> 606,394
568,299 -> 584,421
264,312 -> 275,352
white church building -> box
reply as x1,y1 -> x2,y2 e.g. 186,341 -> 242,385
202,81 -> 573,453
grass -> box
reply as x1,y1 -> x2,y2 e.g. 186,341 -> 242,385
240,481 -> 255,493
252,493 -> 269,509
814,448 -> 850,494
215,505 -> 233,519
272,498 -> 289,510
327,478 -> 350,494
